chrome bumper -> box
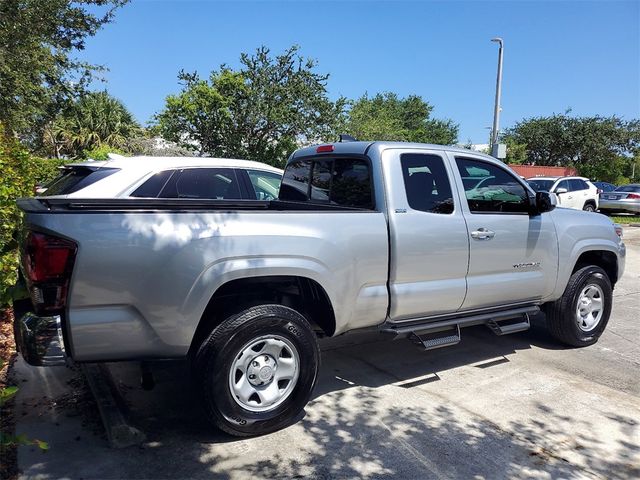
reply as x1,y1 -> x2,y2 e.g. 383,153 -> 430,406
599,199 -> 640,214
13,311 -> 67,366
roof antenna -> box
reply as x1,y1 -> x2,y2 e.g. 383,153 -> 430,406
339,134 -> 357,142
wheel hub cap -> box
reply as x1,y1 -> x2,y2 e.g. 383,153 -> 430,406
228,335 -> 300,412
575,284 -> 604,332
247,355 -> 277,386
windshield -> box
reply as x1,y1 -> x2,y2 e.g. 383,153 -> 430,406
527,179 -> 555,192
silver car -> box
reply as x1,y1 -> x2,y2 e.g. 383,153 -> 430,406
599,184 -> 640,214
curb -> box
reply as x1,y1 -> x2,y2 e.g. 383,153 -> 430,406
81,363 -> 146,448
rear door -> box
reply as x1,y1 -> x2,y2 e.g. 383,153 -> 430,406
384,148 -> 469,320
451,154 -> 558,310
570,179 -> 590,209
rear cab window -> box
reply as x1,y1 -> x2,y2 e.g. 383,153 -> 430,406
279,157 -> 374,209
41,166 -> 119,196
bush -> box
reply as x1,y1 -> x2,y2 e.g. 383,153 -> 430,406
0,123 -> 68,305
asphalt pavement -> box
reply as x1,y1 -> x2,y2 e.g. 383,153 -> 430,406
13,228 -> 640,479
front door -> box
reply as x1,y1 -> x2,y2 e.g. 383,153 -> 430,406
384,149 -> 469,321
451,155 -> 559,311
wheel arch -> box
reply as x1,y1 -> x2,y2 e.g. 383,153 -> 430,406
571,250 -> 618,287
188,275 -> 336,357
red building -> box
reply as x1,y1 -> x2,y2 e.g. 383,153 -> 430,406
508,164 -> 578,178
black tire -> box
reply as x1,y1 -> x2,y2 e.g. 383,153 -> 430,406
542,266 -> 612,347
194,304 -> 320,437
582,202 -> 596,212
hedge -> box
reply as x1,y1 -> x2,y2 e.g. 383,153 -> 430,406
0,124 -> 69,305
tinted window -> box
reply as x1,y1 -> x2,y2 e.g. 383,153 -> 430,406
279,157 -> 373,209
131,170 -> 173,197
279,160 -> 311,201
527,179 -> 554,192
247,170 -> 282,201
310,160 -> 332,202
570,179 -> 588,191
162,168 -> 241,199
42,167 -> 119,196
401,154 -> 454,214
555,180 -> 570,192
456,158 -> 529,214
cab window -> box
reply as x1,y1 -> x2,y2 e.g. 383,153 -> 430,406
401,153 -> 454,214
455,157 -> 529,214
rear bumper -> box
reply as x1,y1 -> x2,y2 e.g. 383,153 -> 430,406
599,199 -> 640,214
13,307 -> 67,367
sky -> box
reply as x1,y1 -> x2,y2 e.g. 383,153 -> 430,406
78,0 -> 640,144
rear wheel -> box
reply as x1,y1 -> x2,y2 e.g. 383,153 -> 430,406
194,304 -> 320,436
582,202 -> 596,212
542,266 -> 612,346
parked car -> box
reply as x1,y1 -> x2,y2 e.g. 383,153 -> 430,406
526,176 -> 599,211
14,141 -> 625,436
593,181 -> 617,193
599,184 -> 640,214
39,155 -> 283,201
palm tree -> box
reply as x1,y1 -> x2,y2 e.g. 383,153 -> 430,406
47,91 -> 140,158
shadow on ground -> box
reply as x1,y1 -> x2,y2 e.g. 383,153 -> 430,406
15,319 -> 640,479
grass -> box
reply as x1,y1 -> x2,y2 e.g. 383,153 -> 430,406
601,214 -> 640,225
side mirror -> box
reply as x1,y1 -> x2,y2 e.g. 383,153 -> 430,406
555,187 -> 568,194
535,191 -> 556,214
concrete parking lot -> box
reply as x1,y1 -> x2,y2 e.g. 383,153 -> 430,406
13,228 -> 640,479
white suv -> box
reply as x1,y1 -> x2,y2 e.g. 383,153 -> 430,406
39,155 -> 283,201
526,176 -> 599,211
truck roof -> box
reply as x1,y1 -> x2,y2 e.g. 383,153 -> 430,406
292,141 -> 504,164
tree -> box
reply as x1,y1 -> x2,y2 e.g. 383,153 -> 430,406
0,0 -> 129,141
43,91 -> 140,159
155,46 -> 346,167
345,92 -> 458,145
502,113 -> 640,182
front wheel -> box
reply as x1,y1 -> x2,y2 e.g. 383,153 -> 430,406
542,266 -> 612,346
194,304 -> 320,436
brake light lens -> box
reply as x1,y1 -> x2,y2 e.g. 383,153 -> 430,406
614,224 -> 623,238
22,231 -> 77,313
597,188 -> 603,194
627,193 -> 640,199
316,145 -> 334,153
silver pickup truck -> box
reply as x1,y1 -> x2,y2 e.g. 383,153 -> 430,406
14,141 -> 626,436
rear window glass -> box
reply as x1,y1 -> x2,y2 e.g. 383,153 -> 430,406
615,185 -> 640,193
280,157 -> 374,209
41,167 -> 119,196
131,170 -> 174,198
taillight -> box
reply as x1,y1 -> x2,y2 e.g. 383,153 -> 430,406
597,188 -> 603,194
22,231 -> 77,313
614,224 -> 623,238
627,193 -> 640,199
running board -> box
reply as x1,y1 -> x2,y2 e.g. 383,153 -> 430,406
381,305 -> 538,350
486,314 -> 531,336
409,325 -> 461,351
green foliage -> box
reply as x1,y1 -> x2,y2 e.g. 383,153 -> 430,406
43,91 -> 141,159
155,45 -> 345,167
0,0 -> 129,141
345,92 -> 458,145
83,144 -> 127,161
0,123 -> 67,305
502,113 -> 640,182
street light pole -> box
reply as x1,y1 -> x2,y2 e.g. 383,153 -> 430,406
490,37 -> 504,155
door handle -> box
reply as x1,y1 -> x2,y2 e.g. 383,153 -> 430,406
567,195 -> 573,199
471,228 -> 495,240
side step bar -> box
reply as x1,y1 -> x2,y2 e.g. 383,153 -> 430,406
381,305 -> 538,351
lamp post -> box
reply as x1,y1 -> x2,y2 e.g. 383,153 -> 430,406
490,37 -> 504,157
